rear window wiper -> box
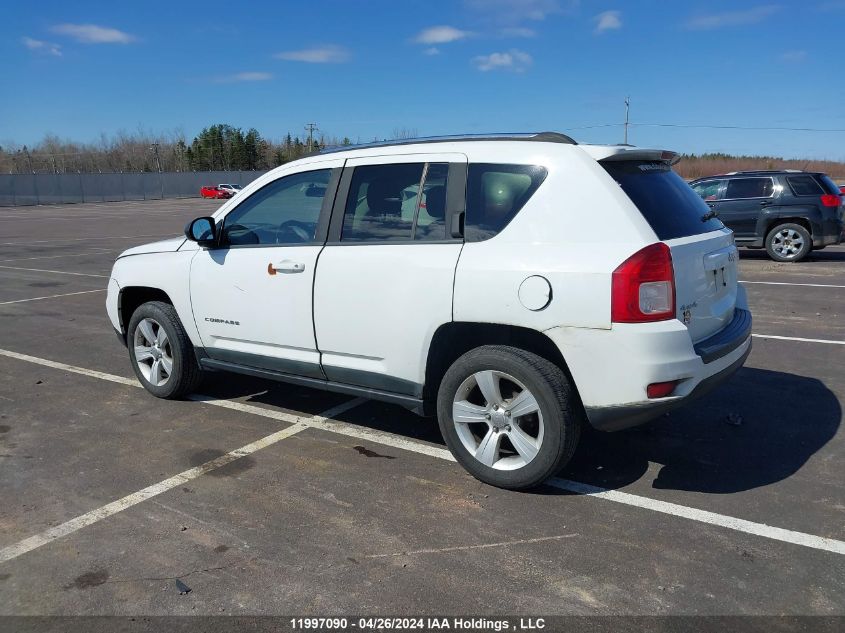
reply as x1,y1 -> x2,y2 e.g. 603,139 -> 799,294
701,209 -> 719,222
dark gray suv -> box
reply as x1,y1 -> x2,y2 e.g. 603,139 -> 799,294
689,170 -> 844,262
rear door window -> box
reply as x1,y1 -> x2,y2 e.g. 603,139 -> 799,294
786,175 -> 824,196
724,177 -> 774,199
464,164 -> 547,242
601,161 -> 724,240
340,162 -> 450,242
691,180 -> 724,201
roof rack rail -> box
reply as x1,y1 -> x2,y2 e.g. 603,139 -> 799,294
319,131 -> 577,154
724,169 -> 804,175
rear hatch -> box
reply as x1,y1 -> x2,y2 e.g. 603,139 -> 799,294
601,156 -> 738,343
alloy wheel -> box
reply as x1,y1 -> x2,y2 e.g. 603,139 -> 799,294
452,370 -> 544,471
133,318 -> 173,387
771,228 -> 805,259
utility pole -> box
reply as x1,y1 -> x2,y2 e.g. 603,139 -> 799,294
150,143 -> 164,200
305,123 -> 318,153
150,143 -> 163,172
623,96 -> 630,145
23,146 -> 34,173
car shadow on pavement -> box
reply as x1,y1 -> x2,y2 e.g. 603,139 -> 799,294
559,366 -> 841,494
197,366 -> 840,496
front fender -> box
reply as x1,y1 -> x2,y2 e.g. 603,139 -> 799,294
109,251 -> 200,346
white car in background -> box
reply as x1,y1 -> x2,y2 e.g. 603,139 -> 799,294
106,132 -> 751,490
218,183 -> 242,196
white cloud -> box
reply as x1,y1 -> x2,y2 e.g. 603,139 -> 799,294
414,26 -> 471,44
50,23 -> 135,44
780,50 -> 807,62
685,5 -> 781,30
472,49 -> 533,72
227,72 -> 273,82
423,47 -> 441,56
594,10 -> 622,34
465,0 -> 566,23
274,45 -> 350,63
500,26 -> 537,37
22,36 -> 62,56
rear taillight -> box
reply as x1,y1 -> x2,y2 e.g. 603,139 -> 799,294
611,243 -> 675,323
821,194 -> 841,207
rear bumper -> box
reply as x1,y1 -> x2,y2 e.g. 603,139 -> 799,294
815,217 -> 843,247
545,305 -> 752,432
585,341 -> 750,431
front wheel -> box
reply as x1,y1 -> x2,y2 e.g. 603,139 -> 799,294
127,301 -> 202,399
766,223 -> 811,262
437,345 -> 581,490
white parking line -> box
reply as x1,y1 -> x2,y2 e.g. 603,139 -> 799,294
0,249 -> 116,263
0,265 -> 108,278
741,280 -> 845,289
0,234 -> 171,246
548,479 -> 845,555
753,334 -> 845,346
0,348 -> 843,559
0,398 -> 363,564
0,289 -> 106,305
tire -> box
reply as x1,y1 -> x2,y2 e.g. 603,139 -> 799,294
765,223 -> 811,262
436,345 -> 581,490
127,301 -> 202,399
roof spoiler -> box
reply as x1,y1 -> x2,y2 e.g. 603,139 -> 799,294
582,145 -> 680,165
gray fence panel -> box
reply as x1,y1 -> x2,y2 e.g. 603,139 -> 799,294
120,173 -> 144,201
0,170 -> 271,207
79,173 -> 104,203
57,173 -> 84,203
0,174 -> 16,206
143,173 -> 163,200
10,174 -> 39,206
104,173 -> 126,202
162,173 -> 191,198
34,175 -> 62,204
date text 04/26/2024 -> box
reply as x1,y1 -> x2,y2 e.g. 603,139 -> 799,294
290,617 -> 547,631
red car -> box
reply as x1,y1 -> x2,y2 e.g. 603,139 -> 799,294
200,186 -> 232,199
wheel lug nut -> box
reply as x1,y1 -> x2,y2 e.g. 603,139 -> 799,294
485,414 -> 491,420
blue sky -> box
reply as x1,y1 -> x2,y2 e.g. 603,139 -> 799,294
4,0 -> 845,159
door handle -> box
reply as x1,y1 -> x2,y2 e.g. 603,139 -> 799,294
707,202 -> 716,208
759,200 -> 772,206
269,260 -> 306,274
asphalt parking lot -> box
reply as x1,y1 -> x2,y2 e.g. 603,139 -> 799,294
0,198 -> 843,617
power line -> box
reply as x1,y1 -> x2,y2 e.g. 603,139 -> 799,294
631,123 -> 845,133
562,122 -> 845,133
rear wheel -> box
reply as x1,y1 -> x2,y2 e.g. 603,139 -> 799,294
437,345 -> 580,490
127,301 -> 202,399
765,223 -> 811,262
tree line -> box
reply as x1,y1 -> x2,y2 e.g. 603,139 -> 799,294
1,127 -> 842,179
0,125 -> 355,174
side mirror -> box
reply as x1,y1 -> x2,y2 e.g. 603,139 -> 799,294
184,216 -> 217,247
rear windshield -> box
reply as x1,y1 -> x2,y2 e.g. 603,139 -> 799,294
602,161 -> 725,240
818,174 -> 842,196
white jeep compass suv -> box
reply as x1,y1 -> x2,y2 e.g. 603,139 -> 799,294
106,133 -> 751,489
